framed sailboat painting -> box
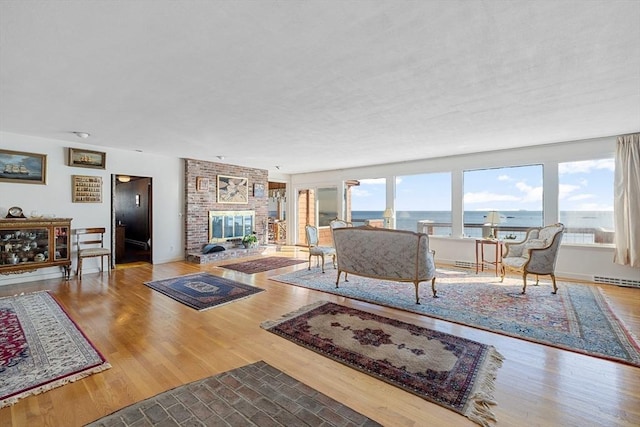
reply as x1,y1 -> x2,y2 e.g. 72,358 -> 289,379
0,149 -> 47,184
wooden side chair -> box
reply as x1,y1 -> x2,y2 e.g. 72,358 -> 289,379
76,227 -> 112,279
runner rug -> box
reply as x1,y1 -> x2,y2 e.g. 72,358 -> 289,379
144,272 -> 264,311
87,360 -> 380,427
0,291 -> 110,408
220,256 -> 307,274
262,301 -> 504,427
270,268 -> 640,367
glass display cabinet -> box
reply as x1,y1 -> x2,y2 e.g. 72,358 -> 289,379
0,218 -> 72,279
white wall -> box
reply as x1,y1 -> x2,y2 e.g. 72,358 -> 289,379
288,135 -> 640,283
0,132 -> 184,285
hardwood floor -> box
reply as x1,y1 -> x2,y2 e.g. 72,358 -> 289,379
1,251 -> 639,427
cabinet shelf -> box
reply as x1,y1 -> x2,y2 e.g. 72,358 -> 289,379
0,218 -> 72,279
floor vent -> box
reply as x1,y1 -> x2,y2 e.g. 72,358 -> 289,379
593,275 -> 640,288
454,261 -> 476,269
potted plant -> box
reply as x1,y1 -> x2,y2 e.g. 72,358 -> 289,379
242,233 -> 258,248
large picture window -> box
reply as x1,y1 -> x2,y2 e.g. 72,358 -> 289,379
558,159 -> 614,244
463,165 -> 543,238
349,178 -> 387,226
396,173 -> 451,235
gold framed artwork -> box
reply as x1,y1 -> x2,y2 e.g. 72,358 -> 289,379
68,147 -> 106,169
217,175 -> 248,204
0,148 -> 47,184
72,175 -> 103,203
196,176 -> 209,192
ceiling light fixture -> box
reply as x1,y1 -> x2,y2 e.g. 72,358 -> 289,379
117,175 -> 131,183
217,155 -> 225,160
72,131 -> 90,139
275,165 -> 281,170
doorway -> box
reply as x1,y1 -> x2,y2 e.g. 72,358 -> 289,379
112,175 -> 152,265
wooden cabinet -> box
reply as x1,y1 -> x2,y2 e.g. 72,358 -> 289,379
0,218 -> 72,279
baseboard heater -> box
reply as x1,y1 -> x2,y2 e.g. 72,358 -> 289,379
125,238 -> 149,250
454,260 -> 476,269
593,276 -> 640,288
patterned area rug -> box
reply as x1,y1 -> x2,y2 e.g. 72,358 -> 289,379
87,360 -> 380,426
144,273 -> 264,311
271,268 -> 640,367
220,256 -> 307,274
262,302 -> 504,427
0,292 -> 110,408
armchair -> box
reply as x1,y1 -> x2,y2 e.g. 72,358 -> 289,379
500,223 -> 565,294
305,225 -> 336,273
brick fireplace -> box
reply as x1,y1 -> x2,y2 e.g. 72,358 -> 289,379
184,159 -> 268,264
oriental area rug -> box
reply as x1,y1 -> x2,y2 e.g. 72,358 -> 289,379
271,268 -> 640,367
220,256 -> 307,274
0,292 -> 111,408
87,360 -> 380,427
262,302 -> 504,427
144,273 -> 264,311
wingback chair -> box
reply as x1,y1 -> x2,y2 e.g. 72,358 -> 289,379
305,225 -> 336,273
500,223 -> 565,294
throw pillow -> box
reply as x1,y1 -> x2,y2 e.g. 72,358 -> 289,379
202,244 -> 225,254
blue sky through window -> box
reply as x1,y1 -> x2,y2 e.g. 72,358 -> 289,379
350,159 -> 614,212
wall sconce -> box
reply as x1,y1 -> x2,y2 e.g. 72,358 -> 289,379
383,208 -> 393,229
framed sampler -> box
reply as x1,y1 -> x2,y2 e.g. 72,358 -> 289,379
72,175 -> 103,203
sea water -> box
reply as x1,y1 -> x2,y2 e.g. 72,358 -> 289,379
349,210 -> 614,243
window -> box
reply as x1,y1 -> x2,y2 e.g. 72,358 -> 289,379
349,178 -> 387,226
396,173 -> 451,235
558,159 -> 614,244
317,187 -> 337,227
463,165 -> 543,239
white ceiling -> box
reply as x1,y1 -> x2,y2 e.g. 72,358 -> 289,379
1,1 -> 639,175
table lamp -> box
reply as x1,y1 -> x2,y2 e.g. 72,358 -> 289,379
486,211 -> 501,239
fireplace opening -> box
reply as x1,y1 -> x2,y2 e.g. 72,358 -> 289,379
209,210 -> 255,243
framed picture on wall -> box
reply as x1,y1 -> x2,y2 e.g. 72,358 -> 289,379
68,147 -> 106,169
0,149 -> 47,184
217,175 -> 248,204
72,175 -> 103,203
196,176 -> 209,192
254,182 -> 265,197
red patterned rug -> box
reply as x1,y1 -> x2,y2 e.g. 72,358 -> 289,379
262,301 -> 504,427
0,292 -> 110,408
271,268 -> 640,367
220,256 -> 307,274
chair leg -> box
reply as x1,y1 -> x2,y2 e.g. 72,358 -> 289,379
500,265 -> 506,283
332,254 -> 336,269
431,277 -> 438,298
414,282 -> 420,305
550,274 -> 558,294
535,274 -> 540,285
521,272 -> 528,294
308,254 -> 312,270
77,257 -> 83,279
320,254 -> 325,273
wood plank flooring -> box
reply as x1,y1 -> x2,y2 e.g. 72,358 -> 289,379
1,250 -> 639,427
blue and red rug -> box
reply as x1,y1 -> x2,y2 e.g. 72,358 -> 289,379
144,272 -> 264,311
1,292 -> 110,408
271,268 -> 640,367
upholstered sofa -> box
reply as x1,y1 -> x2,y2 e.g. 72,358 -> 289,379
331,226 -> 437,304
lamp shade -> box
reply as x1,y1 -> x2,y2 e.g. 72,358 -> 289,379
486,211 -> 501,226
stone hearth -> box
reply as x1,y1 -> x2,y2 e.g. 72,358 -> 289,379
187,245 -> 266,264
